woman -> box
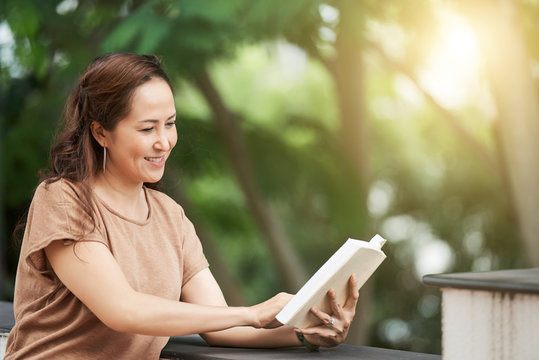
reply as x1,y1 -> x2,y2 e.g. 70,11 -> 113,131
5,53 -> 359,359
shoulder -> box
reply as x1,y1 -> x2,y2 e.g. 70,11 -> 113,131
34,179 -> 83,204
30,179 -> 94,222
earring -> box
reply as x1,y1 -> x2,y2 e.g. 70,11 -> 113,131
103,146 -> 107,172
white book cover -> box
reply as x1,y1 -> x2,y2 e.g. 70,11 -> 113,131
276,234 -> 387,328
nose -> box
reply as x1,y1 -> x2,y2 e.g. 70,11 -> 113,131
153,129 -> 172,152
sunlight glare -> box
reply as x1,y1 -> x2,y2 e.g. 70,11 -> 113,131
419,10 -> 481,109
56,0 -> 79,15
0,21 -> 14,64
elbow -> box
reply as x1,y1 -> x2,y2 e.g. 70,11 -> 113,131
104,315 -> 136,334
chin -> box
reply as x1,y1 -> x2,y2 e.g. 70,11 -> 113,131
144,174 -> 165,184
141,169 -> 165,184
143,177 -> 163,184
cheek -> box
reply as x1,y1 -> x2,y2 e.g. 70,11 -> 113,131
170,132 -> 178,149
126,142 -> 149,160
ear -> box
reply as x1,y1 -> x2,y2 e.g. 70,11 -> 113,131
90,121 -> 107,147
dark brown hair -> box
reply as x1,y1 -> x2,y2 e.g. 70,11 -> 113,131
15,53 -> 173,242
46,53 -> 173,184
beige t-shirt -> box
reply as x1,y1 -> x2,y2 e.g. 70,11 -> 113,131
5,180 -> 209,359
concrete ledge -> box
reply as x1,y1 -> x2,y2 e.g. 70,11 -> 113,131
423,268 -> 539,294
423,268 -> 539,360
161,335 -> 441,360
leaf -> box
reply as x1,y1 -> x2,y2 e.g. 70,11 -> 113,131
102,14 -> 143,52
178,0 -> 243,23
102,3 -> 161,52
5,0 -> 40,38
135,13 -> 172,53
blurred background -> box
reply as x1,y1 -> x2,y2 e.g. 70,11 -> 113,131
1,0 -> 538,354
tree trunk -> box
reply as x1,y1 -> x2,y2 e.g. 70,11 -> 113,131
164,168 -> 247,305
333,29 -> 370,186
465,0 -> 539,266
324,3 -> 372,345
192,69 -> 309,292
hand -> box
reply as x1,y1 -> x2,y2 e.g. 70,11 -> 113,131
295,274 -> 360,347
249,292 -> 293,329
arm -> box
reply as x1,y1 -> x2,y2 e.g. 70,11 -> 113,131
180,268 -> 361,348
180,268 -> 301,348
44,240 -> 288,336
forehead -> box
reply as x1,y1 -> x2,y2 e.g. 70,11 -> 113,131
128,78 -> 175,117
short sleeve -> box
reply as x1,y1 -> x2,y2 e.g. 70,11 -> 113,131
178,207 -> 209,285
22,180 -> 107,274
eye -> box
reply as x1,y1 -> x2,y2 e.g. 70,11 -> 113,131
166,121 -> 176,128
140,127 -> 154,133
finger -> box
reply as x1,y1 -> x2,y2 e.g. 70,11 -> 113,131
300,325 -> 343,346
343,274 -> 360,309
327,289 -> 345,319
309,305 -> 331,323
332,303 -> 345,322
298,326 -> 333,337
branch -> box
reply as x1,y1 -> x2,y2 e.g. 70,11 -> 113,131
367,40 -> 500,176
191,68 -> 308,292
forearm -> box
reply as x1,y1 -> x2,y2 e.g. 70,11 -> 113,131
200,325 -> 301,348
179,269 -> 300,348
45,242 -> 255,337
109,291 -> 253,337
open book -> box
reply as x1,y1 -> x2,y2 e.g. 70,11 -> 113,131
276,234 -> 387,328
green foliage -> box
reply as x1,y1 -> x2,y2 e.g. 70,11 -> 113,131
1,0 -> 534,354
103,3 -> 172,53
5,1 -> 41,38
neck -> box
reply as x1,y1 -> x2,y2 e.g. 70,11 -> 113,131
92,173 -> 147,219
97,171 -> 141,196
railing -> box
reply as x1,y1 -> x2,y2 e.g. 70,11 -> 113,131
161,334 -> 440,359
0,300 -> 440,360
423,268 -> 539,360
3,269 -> 537,359
0,302 -> 12,360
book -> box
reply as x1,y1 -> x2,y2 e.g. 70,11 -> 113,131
276,234 -> 387,328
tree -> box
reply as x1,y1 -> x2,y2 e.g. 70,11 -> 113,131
2,0 -> 535,354
459,0 -> 539,267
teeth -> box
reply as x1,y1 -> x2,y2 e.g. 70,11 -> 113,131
146,157 -> 163,162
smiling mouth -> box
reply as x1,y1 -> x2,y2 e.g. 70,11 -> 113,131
145,156 -> 165,163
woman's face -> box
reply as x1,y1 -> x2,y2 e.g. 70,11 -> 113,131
102,78 -> 177,187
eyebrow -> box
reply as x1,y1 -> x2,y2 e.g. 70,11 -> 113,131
138,113 -> 176,123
